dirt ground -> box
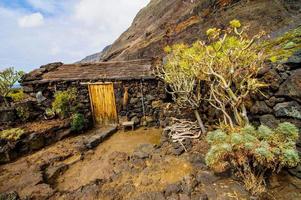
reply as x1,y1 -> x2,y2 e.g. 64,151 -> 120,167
0,128 -> 300,200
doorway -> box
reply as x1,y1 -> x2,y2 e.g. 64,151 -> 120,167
88,82 -> 118,125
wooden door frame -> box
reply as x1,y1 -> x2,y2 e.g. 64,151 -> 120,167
88,82 -> 118,125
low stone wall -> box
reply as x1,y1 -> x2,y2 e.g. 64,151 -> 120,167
0,120 -> 71,164
0,101 -> 44,129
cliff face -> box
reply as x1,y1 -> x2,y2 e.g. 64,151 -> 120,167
101,0 -> 301,61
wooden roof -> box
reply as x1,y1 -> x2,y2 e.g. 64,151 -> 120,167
22,59 -> 155,84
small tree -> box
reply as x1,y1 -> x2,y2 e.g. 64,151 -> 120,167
194,20 -> 266,128
0,67 -> 24,106
156,44 -> 206,133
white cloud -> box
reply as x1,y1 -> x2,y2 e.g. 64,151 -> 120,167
0,0 -> 150,72
18,12 -> 44,28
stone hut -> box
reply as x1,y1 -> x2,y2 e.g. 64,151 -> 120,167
21,59 -> 167,127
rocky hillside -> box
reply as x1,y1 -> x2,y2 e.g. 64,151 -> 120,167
77,45 -> 111,64
100,0 -> 301,61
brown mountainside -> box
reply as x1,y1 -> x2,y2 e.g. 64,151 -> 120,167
101,0 -> 301,62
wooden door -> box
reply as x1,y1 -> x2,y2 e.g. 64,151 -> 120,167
88,83 -> 118,125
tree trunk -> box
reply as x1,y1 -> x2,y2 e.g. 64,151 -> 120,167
194,109 -> 206,134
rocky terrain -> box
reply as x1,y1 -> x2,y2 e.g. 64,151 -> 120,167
100,0 -> 301,61
1,128 -> 300,200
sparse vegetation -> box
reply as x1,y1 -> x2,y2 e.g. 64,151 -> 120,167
205,122 -> 300,195
0,67 -> 24,106
0,128 -> 25,140
71,113 -> 85,132
16,106 -> 30,122
52,88 -> 78,118
260,26 -> 301,63
8,89 -> 26,102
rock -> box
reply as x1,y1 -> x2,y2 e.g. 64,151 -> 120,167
28,133 -> 45,151
250,101 -> 272,114
165,183 -> 181,196
152,100 -> 163,109
257,65 -> 271,76
131,116 -> 140,125
0,107 -> 17,123
265,96 -> 286,107
133,144 -> 154,159
45,163 -> 68,185
141,116 -> 155,126
195,171 -> 220,185
259,114 -> 280,128
288,165 -> 301,179
277,68 -> 301,103
182,175 -> 197,195
189,154 -> 207,169
284,49 -> 301,69
85,126 -> 117,149
263,69 -> 282,90
0,191 -> 20,200
145,95 -> 156,101
274,101 -> 301,119
172,145 -> 185,156
130,98 -> 139,104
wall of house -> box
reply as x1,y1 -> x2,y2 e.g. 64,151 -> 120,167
22,79 -> 167,127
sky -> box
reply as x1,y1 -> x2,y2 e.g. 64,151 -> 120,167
0,0 -> 149,72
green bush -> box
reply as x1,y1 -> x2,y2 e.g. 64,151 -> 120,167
71,113 -> 85,132
52,88 -> 77,118
16,106 -> 30,122
8,89 -> 26,102
0,128 -> 25,140
206,122 -> 300,195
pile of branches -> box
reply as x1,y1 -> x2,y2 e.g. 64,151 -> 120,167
164,118 -> 202,151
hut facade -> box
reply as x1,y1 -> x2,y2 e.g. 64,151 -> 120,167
21,59 -> 167,127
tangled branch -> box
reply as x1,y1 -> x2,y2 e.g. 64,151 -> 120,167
164,118 -> 201,151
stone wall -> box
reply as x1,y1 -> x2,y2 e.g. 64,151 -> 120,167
22,79 -> 167,127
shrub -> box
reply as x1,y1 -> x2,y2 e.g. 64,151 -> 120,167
0,128 -> 25,140
205,122 -> 300,195
159,20 -> 266,129
45,108 -> 55,119
52,88 -> 78,118
16,106 -> 30,122
0,67 -> 24,106
156,43 -> 206,133
71,113 -> 85,132
8,89 -> 25,102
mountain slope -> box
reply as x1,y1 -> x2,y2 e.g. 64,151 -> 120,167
101,0 -> 301,62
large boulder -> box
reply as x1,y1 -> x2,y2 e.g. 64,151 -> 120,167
276,68 -> 301,103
